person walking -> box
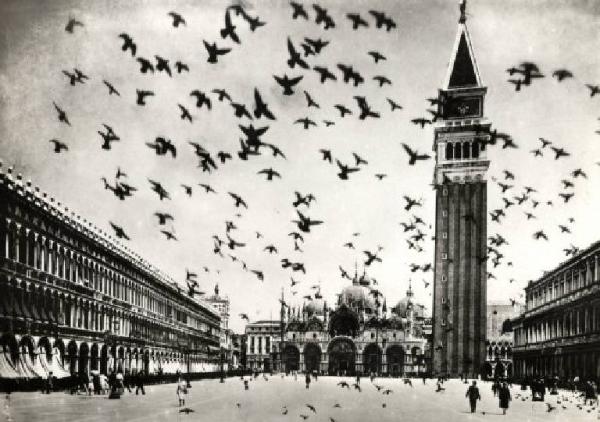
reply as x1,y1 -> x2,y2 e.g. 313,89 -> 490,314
176,378 -> 187,407
45,371 -> 53,394
498,382 -> 511,415
305,372 -> 311,389
135,372 -> 145,395
466,381 -> 481,413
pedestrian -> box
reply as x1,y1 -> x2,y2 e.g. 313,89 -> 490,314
356,373 -> 360,385
176,378 -> 187,407
465,380 -> 481,413
305,372 -> 311,389
498,382 -> 511,415
585,381 -> 597,406
422,374 -> 427,385
135,372 -> 145,395
45,371 -> 53,394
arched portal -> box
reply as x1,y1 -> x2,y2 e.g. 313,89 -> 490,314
90,344 -> 99,371
304,343 -> 321,373
67,340 -> 78,374
328,337 -> 356,376
386,345 -> 404,377
494,362 -> 505,379
143,350 -> 150,375
283,345 -> 300,373
78,343 -> 89,375
100,345 -> 108,375
363,343 -> 382,375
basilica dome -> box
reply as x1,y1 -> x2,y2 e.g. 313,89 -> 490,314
392,284 -> 423,318
339,284 -> 376,313
305,298 -> 325,316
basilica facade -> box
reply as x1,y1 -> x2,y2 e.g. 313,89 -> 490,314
279,272 -> 431,376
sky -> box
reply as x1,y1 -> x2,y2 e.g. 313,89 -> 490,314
0,0 -> 599,333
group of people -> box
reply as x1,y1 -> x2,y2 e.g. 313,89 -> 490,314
43,369 -> 146,397
466,380 -> 511,415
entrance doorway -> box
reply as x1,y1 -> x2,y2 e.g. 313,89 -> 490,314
304,343 -> 321,373
328,338 -> 356,376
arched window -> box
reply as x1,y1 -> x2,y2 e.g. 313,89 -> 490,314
463,142 -> 471,159
454,143 -> 462,159
445,143 -> 453,160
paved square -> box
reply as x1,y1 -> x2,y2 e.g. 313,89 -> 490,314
2,377 -> 597,422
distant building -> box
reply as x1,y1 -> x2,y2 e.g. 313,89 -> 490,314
206,284 -> 239,370
245,320 -> 280,372
483,301 -> 523,379
512,240 -> 600,380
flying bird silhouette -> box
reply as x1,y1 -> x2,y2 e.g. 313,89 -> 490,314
203,40 -> 231,63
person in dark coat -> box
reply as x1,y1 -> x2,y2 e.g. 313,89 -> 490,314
45,371 -> 54,394
135,372 -> 145,395
498,382 -> 511,415
465,381 -> 481,413
305,372 -> 311,389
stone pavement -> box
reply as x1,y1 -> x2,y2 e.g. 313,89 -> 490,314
1,377 -> 597,422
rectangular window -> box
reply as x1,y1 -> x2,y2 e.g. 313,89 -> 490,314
443,188 -> 448,196
442,210 -> 448,217
443,232 -> 448,239
442,253 -> 448,260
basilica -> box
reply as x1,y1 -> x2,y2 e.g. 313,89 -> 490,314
279,270 -> 431,376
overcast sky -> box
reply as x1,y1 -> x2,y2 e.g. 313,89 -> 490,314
1,0 -> 599,332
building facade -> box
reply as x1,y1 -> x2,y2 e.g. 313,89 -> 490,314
0,163 -> 222,382
245,320 -> 280,372
205,284 -> 237,369
483,301 -> 522,379
512,241 -> 600,380
432,5 -> 490,377
280,272 -> 430,376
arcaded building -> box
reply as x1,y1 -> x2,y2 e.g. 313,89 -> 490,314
279,271 -> 430,376
0,164 -> 222,381
512,241 -> 600,380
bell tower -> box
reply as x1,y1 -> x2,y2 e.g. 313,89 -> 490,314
432,0 -> 490,377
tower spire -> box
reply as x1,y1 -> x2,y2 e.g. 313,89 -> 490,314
459,0 -> 467,23
432,0 -> 489,378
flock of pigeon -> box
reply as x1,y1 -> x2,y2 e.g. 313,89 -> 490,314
41,2 -> 600,321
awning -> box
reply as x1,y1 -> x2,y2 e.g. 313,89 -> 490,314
14,354 -> 39,378
0,352 -> 25,379
47,354 -> 71,379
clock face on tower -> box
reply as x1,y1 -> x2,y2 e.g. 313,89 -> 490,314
445,97 -> 481,119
